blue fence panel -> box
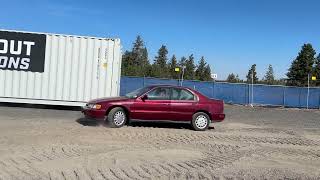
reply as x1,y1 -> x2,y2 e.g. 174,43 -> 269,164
145,77 -> 179,86
120,77 -> 144,96
308,88 -> 320,109
213,83 -> 248,104
285,87 -> 303,108
194,81 -> 214,98
253,85 -> 284,106
231,83 -> 249,104
299,88 -> 310,108
214,83 -> 236,104
297,88 -> 320,109
181,80 -> 197,90
120,76 -> 320,109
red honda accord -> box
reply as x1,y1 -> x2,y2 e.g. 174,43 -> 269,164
82,85 -> 225,131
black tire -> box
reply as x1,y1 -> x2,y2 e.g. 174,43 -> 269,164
106,107 -> 127,128
191,112 -> 210,131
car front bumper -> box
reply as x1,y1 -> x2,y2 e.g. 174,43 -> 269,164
81,106 -> 105,120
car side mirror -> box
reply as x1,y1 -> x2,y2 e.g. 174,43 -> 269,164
141,94 -> 148,101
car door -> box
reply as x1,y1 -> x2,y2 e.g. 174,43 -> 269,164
130,87 -> 172,120
170,88 -> 197,121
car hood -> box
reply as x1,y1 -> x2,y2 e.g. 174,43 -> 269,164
88,96 -> 130,104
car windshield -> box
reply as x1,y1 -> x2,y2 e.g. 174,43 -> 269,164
125,87 -> 152,98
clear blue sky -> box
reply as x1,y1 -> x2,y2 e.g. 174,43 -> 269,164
1,0 -> 319,80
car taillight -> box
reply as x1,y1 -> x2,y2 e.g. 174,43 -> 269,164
218,114 -> 225,119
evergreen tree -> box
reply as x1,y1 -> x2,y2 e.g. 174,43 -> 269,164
177,56 -> 187,80
184,54 -> 196,80
168,55 -> 179,79
227,73 -> 240,83
152,45 -> 169,78
179,56 -> 187,67
235,74 -> 241,82
287,43 -> 316,86
203,65 -> 212,81
141,47 -> 151,76
195,56 -> 207,81
264,64 -> 275,85
121,35 -> 150,76
131,35 -> 145,66
246,64 -> 258,84
121,50 -> 134,76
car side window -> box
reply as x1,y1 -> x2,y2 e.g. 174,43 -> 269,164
147,87 -> 171,100
171,88 -> 195,101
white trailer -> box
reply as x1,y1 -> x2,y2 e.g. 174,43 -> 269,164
0,29 -> 122,106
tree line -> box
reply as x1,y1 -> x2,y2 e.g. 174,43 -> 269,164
121,36 -> 213,81
122,36 -> 320,87
226,64 -> 286,85
227,43 -> 320,87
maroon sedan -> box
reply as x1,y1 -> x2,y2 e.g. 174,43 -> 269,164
82,85 -> 225,131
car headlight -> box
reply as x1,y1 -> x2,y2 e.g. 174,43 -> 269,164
88,104 -> 102,109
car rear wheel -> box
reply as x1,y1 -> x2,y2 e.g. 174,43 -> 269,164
192,112 -> 210,131
106,107 -> 127,128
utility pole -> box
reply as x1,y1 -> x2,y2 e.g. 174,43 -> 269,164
250,72 -> 254,107
180,66 -> 186,86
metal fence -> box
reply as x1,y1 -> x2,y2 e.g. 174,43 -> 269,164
120,76 -> 320,109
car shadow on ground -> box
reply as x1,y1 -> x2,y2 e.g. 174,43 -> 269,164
129,121 -> 193,130
76,118 -> 101,126
76,118 -> 215,130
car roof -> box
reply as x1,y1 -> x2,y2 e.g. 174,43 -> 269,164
142,84 -> 206,99
146,84 -> 193,90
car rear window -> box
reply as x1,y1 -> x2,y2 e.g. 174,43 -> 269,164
171,88 -> 195,100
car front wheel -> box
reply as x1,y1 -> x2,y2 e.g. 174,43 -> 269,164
106,107 -> 127,128
192,112 -> 210,131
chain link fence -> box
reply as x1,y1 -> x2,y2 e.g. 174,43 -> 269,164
120,76 -> 320,109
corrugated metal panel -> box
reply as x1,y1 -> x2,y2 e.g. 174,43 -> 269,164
0,30 -> 122,106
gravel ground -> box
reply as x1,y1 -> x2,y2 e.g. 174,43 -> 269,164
0,104 -> 319,180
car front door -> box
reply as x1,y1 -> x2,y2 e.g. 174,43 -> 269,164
170,88 -> 197,121
130,87 -> 172,120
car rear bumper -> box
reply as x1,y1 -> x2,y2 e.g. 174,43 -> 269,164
211,113 -> 225,122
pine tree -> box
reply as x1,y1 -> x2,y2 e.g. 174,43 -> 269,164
177,56 -> 187,80
264,64 -> 275,85
168,55 -> 179,79
287,43 -> 316,86
236,74 -> 241,82
141,47 -> 151,76
203,65 -> 212,81
121,50 -> 134,76
195,56 -> 207,81
152,45 -> 169,78
227,73 -> 240,83
179,56 -> 187,67
121,35 -> 150,76
246,64 -> 258,84
184,54 -> 196,80
131,35 -> 144,66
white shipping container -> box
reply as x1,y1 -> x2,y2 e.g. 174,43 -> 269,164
0,29 -> 122,106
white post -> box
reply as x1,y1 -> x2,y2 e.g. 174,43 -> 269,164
250,72 -> 254,107
180,66 -> 186,86
307,73 -> 310,109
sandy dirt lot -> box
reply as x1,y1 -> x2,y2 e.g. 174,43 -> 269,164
0,104 -> 319,180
